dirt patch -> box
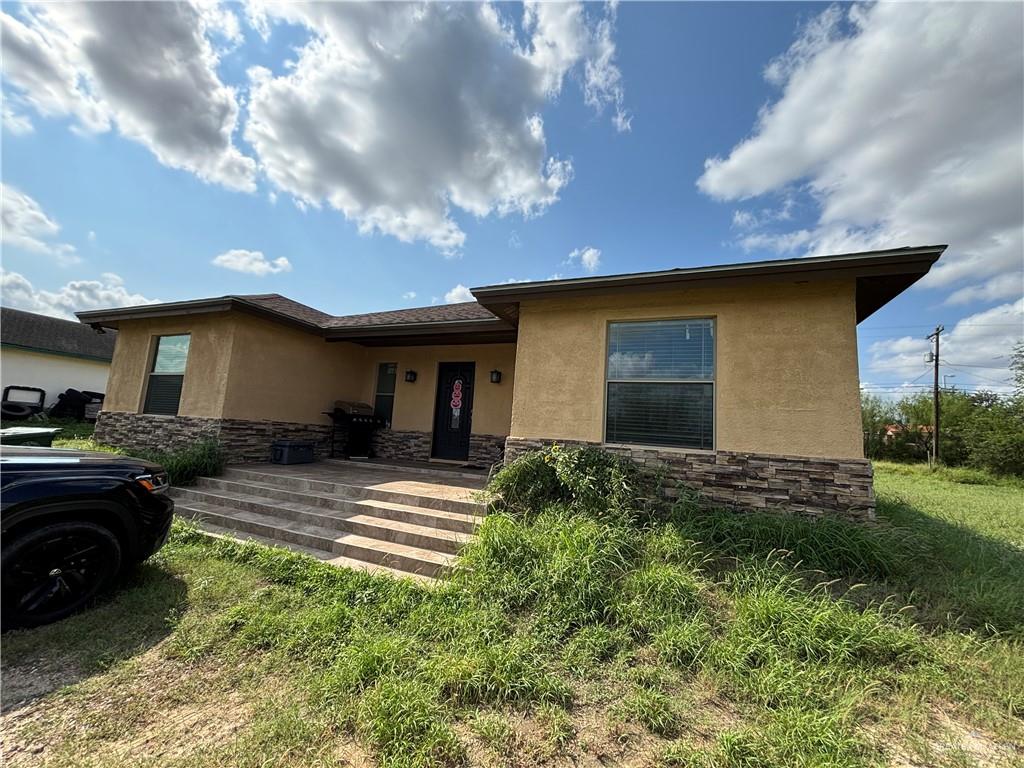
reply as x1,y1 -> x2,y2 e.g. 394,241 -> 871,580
887,709 -> 1023,767
1,655 -> 84,713
1,647 -> 257,767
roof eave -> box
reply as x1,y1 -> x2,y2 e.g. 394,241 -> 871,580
76,297 -> 324,334
470,245 -> 946,325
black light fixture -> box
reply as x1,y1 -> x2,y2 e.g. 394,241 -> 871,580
404,370 -> 418,383
489,369 -> 502,384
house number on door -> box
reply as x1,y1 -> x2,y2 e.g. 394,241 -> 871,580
449,379 -> 463,429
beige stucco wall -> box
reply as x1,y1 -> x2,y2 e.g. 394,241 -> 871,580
220,313 -> 367,424
102,314 -> 235,418
362,344 -> 516,435
510,279 -> 864,459
102,310 -> 516,437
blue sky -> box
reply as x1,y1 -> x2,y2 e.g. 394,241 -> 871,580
2,2 -> 1022,395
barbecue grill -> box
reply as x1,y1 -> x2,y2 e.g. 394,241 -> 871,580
324,401 -> 382,458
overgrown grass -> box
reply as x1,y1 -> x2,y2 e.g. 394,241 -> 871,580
47,437 -> 225,486
2,447 -> 1021,767
2,417 -> 96,440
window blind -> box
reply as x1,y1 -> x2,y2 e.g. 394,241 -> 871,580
606,319 -> 714,449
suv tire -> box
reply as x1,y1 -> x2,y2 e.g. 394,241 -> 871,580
1,521 -> 122,630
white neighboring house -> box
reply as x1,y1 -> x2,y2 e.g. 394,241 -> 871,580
1,307 -> 116,409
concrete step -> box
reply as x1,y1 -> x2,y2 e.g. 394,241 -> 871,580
172,486 -> 471,555
195,523 -> 436,585
220,467 -> 486,517
176,500 -> 455,579
194,476 -> 481,534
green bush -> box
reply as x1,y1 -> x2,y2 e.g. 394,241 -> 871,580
136,439 -> 225,485
488,444 -> 655,520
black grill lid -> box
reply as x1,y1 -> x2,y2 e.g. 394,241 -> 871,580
333,401 -> 374,415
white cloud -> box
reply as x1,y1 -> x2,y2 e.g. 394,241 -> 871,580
946,272 -> 1024,307
87,230 -> 96,242
698,3 -> 1024,307
1,268 -> 158,320
865,299 -> 1024,393
243,2 -> 626,254
566,245 -> 602,273
402,291 -> 417,300
2,101 -> 33,135
444,284 -> 475,304
1,2 -> 256,191
211,249 -> 291,276
1,183 -> 78,264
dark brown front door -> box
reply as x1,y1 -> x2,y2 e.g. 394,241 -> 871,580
432,362 -> 475,461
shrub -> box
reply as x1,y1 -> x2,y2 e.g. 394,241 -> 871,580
488,445 -> 655,520
137,439 -> 225,485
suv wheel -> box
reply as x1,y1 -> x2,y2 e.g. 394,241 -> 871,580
2,522 -> 122,630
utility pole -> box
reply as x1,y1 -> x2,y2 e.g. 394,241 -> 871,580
927,325 -> 944,466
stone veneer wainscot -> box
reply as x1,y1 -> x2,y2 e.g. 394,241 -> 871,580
503,436 -> 875,521
96,411 -> 507,468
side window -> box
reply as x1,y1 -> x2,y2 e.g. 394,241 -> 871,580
143,334 -> 191,415
606,319 -> 714,449
374,362 -> 397,428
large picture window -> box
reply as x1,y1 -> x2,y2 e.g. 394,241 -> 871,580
143,334 -> 191,416
374,362 -> 397,428
605,319 -> 714,449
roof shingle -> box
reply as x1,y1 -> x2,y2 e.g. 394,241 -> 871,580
2,307 -> 116,361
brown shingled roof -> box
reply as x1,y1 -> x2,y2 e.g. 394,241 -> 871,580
326,302 -> 497,328
237,294 -> 338,327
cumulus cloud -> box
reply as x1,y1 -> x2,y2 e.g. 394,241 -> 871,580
1,268 -> 158,320
698,3 -> 1024,307
1,2 -> 256,191
865,299 -> 1024,394
211,248 -> 291,276
2,101 -> 33,135
444,284 -> 475,304
566,245 -> 602,273
1,183 -> 78,264
244,2 -> 626,254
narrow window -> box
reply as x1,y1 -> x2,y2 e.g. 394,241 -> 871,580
374,362 -> 397,428
606,319 -> 714,449
143,334 -> 191,416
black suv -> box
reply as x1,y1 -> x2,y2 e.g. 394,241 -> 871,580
1,447 -> 175,629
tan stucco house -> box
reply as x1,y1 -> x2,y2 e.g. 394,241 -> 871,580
77,245 -> 945,520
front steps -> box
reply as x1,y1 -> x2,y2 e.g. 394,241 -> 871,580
172,463 -> 488,583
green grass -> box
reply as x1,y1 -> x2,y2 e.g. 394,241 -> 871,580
2,460 -> 1021,767
2,417 -> 96,441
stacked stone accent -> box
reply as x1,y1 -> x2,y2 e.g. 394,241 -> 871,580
95,411 -> 342,463
503,436 -> 875,521
218,419 -> 334,463
370,429 -> 506,468
94,412 -> 221,455
370,429 -> 433,462
95,411 -> 508,468
468,433 -> 505,470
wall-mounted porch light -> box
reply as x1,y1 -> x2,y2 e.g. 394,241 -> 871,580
489,369 -> 502,384
404,370 -> 418,383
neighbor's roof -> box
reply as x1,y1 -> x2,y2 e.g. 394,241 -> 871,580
76,245 -> 945,339
2,307 -> 116,362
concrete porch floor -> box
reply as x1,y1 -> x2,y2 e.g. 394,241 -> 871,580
236,458 -> 490,503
